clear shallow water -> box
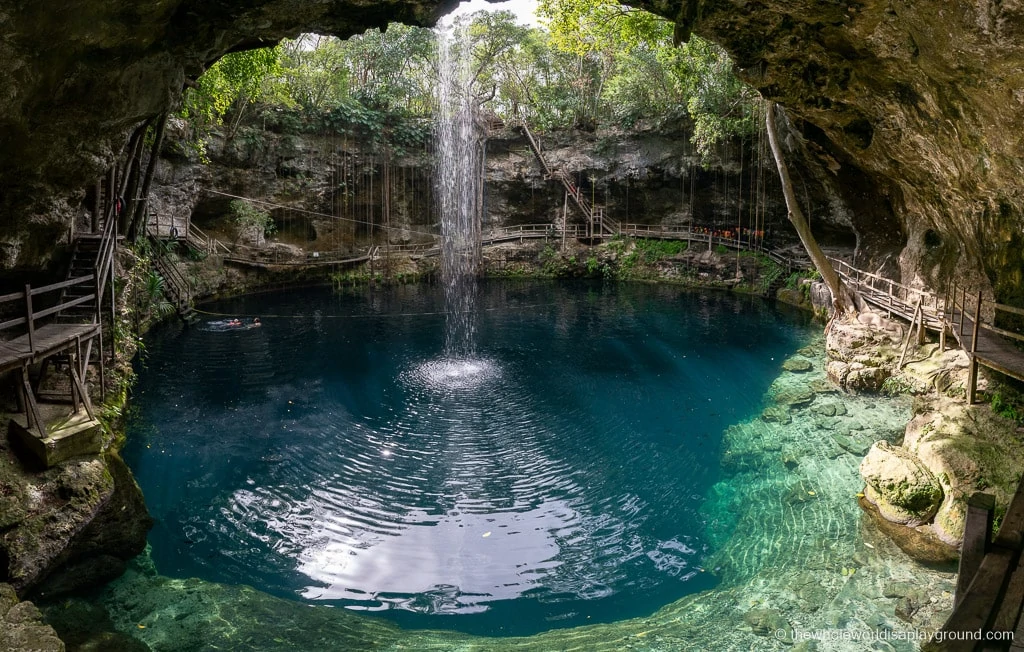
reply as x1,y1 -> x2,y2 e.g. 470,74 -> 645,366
123,280 -> 813,636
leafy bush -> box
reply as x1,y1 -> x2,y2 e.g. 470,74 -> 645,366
634,238 -> 687,262
230,199 -> 276,246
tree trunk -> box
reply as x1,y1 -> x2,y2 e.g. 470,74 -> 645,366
118,120 -> 150,234
764,100 -> 857,315
127,112 -> 168,242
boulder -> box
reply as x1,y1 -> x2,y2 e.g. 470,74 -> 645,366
0,437 -> 152,598
901,396 -> 1024,544
845,365 -> 890,393
761,405 -> 793,425
0,583 -> 63,652
772,385 -> 816,408
860,441 -> 943,526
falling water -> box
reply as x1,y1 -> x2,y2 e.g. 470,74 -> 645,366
435,26 -> 482,358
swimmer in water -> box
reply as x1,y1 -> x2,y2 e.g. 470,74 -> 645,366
252,317 -> 261,327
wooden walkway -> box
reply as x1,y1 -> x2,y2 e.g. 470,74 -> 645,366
825,259 -> 1024,649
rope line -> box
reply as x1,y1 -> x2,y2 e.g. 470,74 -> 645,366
205,189 -> 439,240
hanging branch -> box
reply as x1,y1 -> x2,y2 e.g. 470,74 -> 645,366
764,100 -> 859,316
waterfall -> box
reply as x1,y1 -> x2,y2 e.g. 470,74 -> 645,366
435,25 -> 482,359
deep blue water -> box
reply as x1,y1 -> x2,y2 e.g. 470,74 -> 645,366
123,280 -> 812,636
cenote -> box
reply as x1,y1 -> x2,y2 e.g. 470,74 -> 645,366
123,280 -> 813,637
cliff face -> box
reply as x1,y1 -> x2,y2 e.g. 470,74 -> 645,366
0,0 -> 1021,301
150,117 -> 808,254
637,0 -> 1024,301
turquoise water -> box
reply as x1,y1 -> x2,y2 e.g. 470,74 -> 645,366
122,280 -> 813,637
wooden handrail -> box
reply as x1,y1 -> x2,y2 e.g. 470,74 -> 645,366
29,274 -> 93,295
33,292 -> 97,321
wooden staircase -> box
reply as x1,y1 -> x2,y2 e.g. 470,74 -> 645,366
150,239 -> 199,325
517,120 -> 618,238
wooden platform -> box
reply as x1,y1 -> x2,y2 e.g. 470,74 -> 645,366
0,323 -> 100,374
8,406 -> 103,468
923,479 -> 1024,651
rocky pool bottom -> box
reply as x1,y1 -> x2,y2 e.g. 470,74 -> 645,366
38,331 -> 957,651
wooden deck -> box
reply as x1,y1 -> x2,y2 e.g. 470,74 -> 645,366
825,260 -> 1024,649
0,323 -> 100,374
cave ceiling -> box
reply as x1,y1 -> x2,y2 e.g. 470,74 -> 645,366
1,0 -> 1023,295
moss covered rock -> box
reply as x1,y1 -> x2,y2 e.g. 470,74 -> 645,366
860,441 -> 943,526
902,396 -> 1024,544
0,428 -> 152,598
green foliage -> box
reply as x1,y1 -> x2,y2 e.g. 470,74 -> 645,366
634,238 -> 687,262
143,271 -> 177,320
537,0 -> 758,153
180,47 -> 285,157
230,199 -> 277,245
990,390 -> 1024,423
176,4 -> 758,164
881,375 -> 915,397
714,244 -> 729,255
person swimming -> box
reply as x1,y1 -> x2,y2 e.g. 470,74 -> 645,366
252,317 -> 261,327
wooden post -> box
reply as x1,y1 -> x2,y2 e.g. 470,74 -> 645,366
98,329 -> 106,402
109,251 -> 116,363
20,366 -> 45,436
939,282 -> 948,351
92,179 -> 101,233
916,300 -> 926,345
561,191 -> 568,252
24,284 -> 34,354
967,290 -> 983,404
955,493 -> 995,607
960,286 -> 967,335
69,347 -> 80,412
887,279 -> 894,318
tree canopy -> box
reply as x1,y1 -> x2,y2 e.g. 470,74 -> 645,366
179,3 -> 760,160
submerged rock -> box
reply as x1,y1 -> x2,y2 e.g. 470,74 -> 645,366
831,433 -> 871,457
783,357 -> 813,373
860,441 -> 943,526
0,583 -> 64,652
744,607 -> 793,642
761,405 -> 793,425
859,497 -> 958,568
772,385 -> 816,408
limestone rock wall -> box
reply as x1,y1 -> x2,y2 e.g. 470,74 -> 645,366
150,117 -> 814,254
631,0 -> 1024,301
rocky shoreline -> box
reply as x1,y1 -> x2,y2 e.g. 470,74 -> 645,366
825,313 -> 1024,552
4,256 -> 1020,650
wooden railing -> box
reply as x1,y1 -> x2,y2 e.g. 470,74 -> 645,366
186,223 -> 230,255
828,256 -> 946,329
0,276 -> 98,355
946,280 -> 1024,350
517,120 -> 613,236
151,248 -> 192,311
93,207 -> 117,304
